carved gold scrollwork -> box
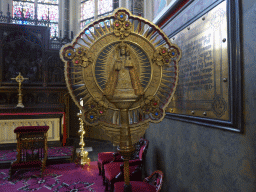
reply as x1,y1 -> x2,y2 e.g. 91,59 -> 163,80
63,46 -> 93,68
72,47 -> 93,68
85,100 -> 106,122
141,96 -> 162,119
152,46 -> 180,67
169,48 -> 178,58
65,49 -> 75,60
114,12 -> 132,39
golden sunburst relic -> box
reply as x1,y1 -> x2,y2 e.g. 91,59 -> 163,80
60,8 -> 181,145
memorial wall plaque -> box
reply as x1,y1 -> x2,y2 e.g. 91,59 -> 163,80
164,0 -> 242,131
168,1 -> 228,120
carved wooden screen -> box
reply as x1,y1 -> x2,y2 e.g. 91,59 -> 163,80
0,23 -> 69,144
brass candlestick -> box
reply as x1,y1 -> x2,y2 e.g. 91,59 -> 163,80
11,73 -> 29,108
77,112 -> 90,166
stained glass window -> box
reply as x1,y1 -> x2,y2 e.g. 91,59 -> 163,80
81,0 -> 95,21
38,4 -> 58,22
98,0 -> 113,15
80,19 -> 94,29
80,0 -> 117,29
49,23 -> 58,37
13,1 -> 35,19
38,0 -> 58,5
13,0 -> 59,38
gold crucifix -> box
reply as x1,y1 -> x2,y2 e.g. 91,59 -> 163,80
11,73 -> 29,108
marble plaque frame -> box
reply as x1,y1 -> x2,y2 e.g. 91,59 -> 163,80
157,0 -> 242,132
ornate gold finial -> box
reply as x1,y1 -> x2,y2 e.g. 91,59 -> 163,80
114,11 -> 132,39
11,73 -> 29,108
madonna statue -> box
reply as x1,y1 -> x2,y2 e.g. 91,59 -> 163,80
104,41 -> 144,99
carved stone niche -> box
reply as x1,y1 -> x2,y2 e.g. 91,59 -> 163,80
47,53 -> 65,84
23,93 -> 35,105
0,93 -> 7,105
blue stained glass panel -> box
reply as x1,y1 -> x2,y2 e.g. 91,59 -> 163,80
13,0 -> 59,38
80,19 -> 93,29
81,0 -> 95,20
99,20 -> 110,27
49,23 -> 58,38
98,0 -> 113,15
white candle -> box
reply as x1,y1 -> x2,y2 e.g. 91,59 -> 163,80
80,98 -> 83,113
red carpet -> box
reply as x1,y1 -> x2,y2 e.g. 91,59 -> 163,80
0,146 -> 75,162
0,161 -> 105,192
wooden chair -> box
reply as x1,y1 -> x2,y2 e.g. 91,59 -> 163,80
9,126 -> 49,180
114,170 -> 164,192
103,138 -> 149,192
98,138 -> 145,179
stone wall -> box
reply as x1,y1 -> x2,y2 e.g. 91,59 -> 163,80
144,0 -> 256,191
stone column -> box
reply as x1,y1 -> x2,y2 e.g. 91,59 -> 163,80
59,0 -> 64,38
132,0 -> 144,16
144,0 -> 154,21
70,0 -> 79,38
64,0 -> 70,38
95,0 -> 98,20
120,0 -> 127,8
2,0 -> 12,15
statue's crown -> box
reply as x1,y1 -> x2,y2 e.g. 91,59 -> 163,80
118,41 -> 127,49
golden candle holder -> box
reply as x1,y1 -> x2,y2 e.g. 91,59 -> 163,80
76,112 -> 90,167
11,73 -> 28,108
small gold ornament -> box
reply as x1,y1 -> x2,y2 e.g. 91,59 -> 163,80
114,11 -> 132,39
152,46 -> 180,66
116,12 -> 127,21
84,100 -> 106,122
71,48 -> 93,68
169,48 -> 178,58
141,96 -> 161,118
65,49 -> 75,59
76,47 -> 85,56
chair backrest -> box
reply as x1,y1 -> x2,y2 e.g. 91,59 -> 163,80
143,170 -> 164,192
126,138 -> 149,181
138,139 -> 149,161
131,138 -> 149,160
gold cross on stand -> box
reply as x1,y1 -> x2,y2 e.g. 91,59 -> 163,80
11,73 -> 29,108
